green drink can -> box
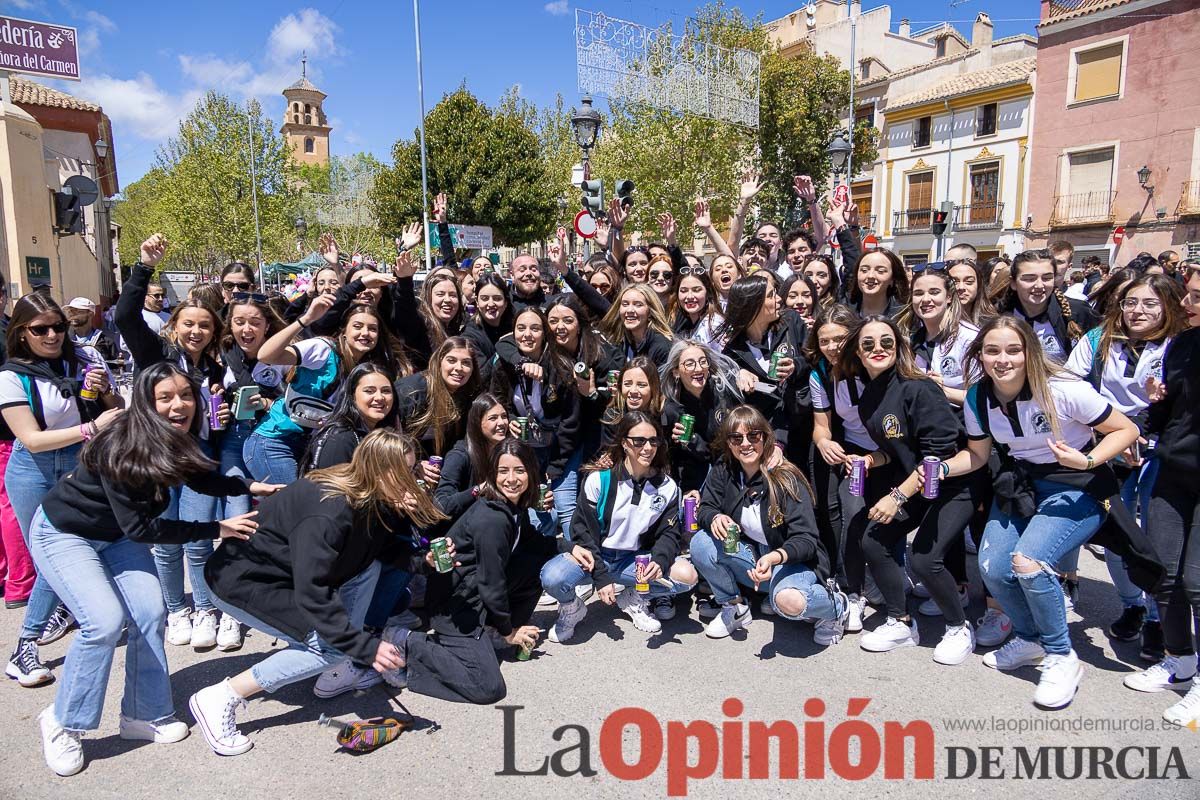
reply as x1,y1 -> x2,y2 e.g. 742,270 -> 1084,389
606,370 -> 621,390
415,479 -> 427,492
574,361 -> 591,380
678,414 -> 695,443
539,481 -> 553,511
429,537 -> 454,573
724,523 -> 741,555
517,640 -> 534,661
516,416 -> 530,441
768,350 -> 785,379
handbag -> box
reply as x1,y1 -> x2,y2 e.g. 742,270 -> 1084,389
284,383 -> 334,429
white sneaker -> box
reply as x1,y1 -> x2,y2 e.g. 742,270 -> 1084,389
863,573 -> 884,606
933,623 -> 975,666
575,583 -> 595,602
1163,683 -> 1200,728
189,679 -> 252,756
39,705 -> 83,777
918,585 -> 969,617
983,637 -> 1046,671
548,597 -> 588,643
313,661 -> 383,698
618,591 -> 662,634
537,591 -> 558,608
860,617 -> 919,652
975,608 -> 1013,647
705,602 -> 751,639
1123,656 -> 1197,693
165,609 -> 192,646
118,715 -> 189,743
845,594 -> 867,633
216,614 -> 243,652
1034,650 -> 1083,709
813,592 -> 849,646
191,609 -> 218,649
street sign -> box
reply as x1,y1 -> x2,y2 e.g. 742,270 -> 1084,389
0,15 -> 80,80
1113,226 -> 1126,245
574,211 -> 597,239
863,233 -> 879,251
427,224 -> 493,249
24,255 -> 50,285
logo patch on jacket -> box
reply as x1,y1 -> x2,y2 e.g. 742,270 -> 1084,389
1032,412 -> 1052,434
650,494 -> 666,511
939,356 -> 962,378
768,506 -> 784,527
883,414 -> 902,439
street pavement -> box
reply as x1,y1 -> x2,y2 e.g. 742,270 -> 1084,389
1,544 -> 1198,800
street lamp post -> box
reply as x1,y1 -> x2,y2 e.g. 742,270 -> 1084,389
826,129 -> 852,179
570,95 -> 601,167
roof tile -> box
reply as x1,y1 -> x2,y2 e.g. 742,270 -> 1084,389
10,75 -> 100,112
887,56 -> 1036,111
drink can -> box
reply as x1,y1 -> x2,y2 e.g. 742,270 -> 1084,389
678,414 -> 695,443
79,367 -> 99,401
849,458 -> 866,497
539,481 -> 553,511
429,537 -> 454,573
516,416 -> 530,441
208,393 -> 225,431
1130,440 -> 1142,464
724,523 -> 741,555
516,640 -> 534,661
834,183 -> 849,206
428,456 -> 443,468
606,369 -> 621,390
634,554 -> 651,594
768,350 -> 785,380
466,303 -> 477,317
416,479 -> 428,492
574,361 -> 591,380
922,456 -> 942,499
684,496 -> 698,532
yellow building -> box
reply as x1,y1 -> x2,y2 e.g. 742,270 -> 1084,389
280,58 -> 331,168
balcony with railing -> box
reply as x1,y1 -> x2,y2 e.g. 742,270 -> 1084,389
1049,191 -> 1117,228
953,202 -> 1004,231
892,208 -> 932,235
1177,181 -> 1200,217
857,213 -> 877,233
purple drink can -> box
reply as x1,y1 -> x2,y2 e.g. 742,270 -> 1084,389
683,497 -> 698,532
634,554 -> 651,594
428,456 -> 443,468
208,393 -> 225,431
922,456 -> 942,499
848,458 -> 866,497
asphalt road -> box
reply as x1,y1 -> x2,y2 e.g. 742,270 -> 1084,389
2,544 -> 1198,800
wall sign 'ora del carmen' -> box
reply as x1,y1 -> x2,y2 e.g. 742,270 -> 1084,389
0,15 -> 80,81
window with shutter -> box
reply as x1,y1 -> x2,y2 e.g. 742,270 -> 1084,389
976,103 -> 997,137
907,172 -> 933,227
969,162 -> 1000,224
1074,43 -> 1123,103
914,116 -> 932,148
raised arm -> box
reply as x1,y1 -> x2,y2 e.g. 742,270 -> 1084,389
694,199 -> 734,258
114,235 -> 170,369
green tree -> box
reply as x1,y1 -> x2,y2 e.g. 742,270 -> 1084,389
300,152 -> 389,259
371,88 -> 556,246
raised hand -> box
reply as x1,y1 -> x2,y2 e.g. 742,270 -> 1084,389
398,221 -> 422,252
299,292 -> 336,326
693,198 -> 712,229
793,175 -> 817,203
606,197 -> 627,230
433,192 -> 449,224
739,167 -> 763,201
547,237 -> 567,274
657,212 -> 677,247
318,233 -> 339,267
140,234 -> 167,267
594,217 -> 611,249
393,250 -> 418,280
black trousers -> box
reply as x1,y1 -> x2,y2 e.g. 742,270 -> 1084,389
406,631 -> 506,704
1147,475 -> 1200,656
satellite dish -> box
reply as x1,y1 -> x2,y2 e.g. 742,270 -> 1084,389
64,175 -> 99,207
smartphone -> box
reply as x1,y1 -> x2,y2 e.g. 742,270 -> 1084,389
231,385 -> 261,420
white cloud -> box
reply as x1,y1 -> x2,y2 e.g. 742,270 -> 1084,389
82,10 -> 116,32
266,8 -> 340,65
544,1 -> 569,16
3,0 -> 43,10
74,73 -> 202,140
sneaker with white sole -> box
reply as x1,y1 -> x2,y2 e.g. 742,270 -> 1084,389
975,608 -> 1013,647
618,590 -> 662,633
933,623 -> 975,666
1123,655 -> 1197,693
983,637 -> 1045,670
1033,650 -> 1083,709
705,602 -> 751,639
575,583 -> 595,602
191,609 -> 218,649
845,594 -> 867,633
813,592 -> 849,646
860,617 -> 919,652
165,609 -> 192,646
216,614 -> 243,652
313,661 -> 382,698
118,715 -> 189,743
39,706 -> 83,777
650,596 -> 676,621
37,604 -> 76,646
537,591 -> 558,608
7,638 -> 53,687
918,585 -> 970,617
1163,683 -> 1200,728
189,679 -> 252,756
548,597 -> 588,643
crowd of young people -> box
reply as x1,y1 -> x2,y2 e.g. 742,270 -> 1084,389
2,183 -> 1199,778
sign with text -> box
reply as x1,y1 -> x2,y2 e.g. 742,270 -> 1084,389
24,255 -> 50,285
427,223 -> 493,250
0,16 -> 79,81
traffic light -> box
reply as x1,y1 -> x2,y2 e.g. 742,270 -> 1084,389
931,208 -> 950,238
54,191 -> 83,235
581,179 -> 604,215
615,179 -> 635,209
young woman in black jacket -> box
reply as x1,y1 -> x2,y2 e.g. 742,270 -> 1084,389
303,362 -> 398,472
846,248 -> 909,319
598,284 -> 674,367
192,429 -> 446,755
395,336 -> 480,477
28,363 -> 271,777
434,393 -> 510,519
462,273 -> 515,373
691,406 -> 845,643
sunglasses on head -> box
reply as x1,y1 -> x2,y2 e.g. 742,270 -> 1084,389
27,321 -> 68,337
231,291 -> 270,304
912,261 -> 948,273
625,435 -> 662,449
728,430 -> 765,446
859,336 -> 897,352
679,265 -> 707,276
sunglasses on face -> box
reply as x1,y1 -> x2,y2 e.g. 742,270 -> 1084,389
27,322 -> 68,337
648,269 -> 673,280
222,281 -> 253,291
231,291 -> 270,304
148,292 -> 166,300
912,261 -> 948,273
859,337 -> 896,352
944,258 -> 976,268
625,435 -> 662,449
728,431 -> 765,446
679,265 -> 707,276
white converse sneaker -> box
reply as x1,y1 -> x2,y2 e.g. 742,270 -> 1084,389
618,591 -> 662,634
860,617 -> 919,652
1123,655 -> 1197,693
813,592 -> 849,646
118,715 -> 189,743
983,637 -> 1046,671
1034,650 -> 1083,709
918,585 -> 969,617
313,661 -> 383,698
845,594 -> 867,633
189,679 -> 252,756
933,623 -> 975,666
39,706 -> 83,777
1163,683 -> 1200,728
548,597 -> 588,643
165,609 -> 192,646
537,591 -> 558,608
975,608 -> 1013,647
705,602 -> 751,639
191,609 -> 218,649
216,614 -> 243,652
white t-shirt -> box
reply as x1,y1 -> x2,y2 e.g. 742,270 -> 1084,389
810,372 -> 875,450
738,502 -> 768,546
964,376 -> 1111,464
290,337 -> 336,371
1015,308 -> 1067,362
914,321 -> 980,391
1063,335 -> 1168,418
0,347 -> 111,431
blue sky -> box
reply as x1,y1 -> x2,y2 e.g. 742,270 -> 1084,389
3,0 -> 1043,190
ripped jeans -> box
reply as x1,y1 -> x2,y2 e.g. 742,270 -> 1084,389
979,478 -> 1106,656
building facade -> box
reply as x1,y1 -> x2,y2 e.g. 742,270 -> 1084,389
280,60 -> 331,168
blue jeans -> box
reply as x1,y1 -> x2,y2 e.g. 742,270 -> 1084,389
979,479 -> 1107,655
28,509 -> 172,731
689,530 -> 843,621
539,548 -> 695,603
364,565 -> 413,630
153,439 -> 216,614
243,430 -> 307,484
6,441 -> 80,640
219,422 -> 253,517
210,561 -> 379,693
1107,455 -> 1160,620
552,450 -> 584,540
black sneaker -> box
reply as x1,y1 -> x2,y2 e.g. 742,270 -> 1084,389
695,597 -> 721,620
37,605 -> 77,647
1139,620 -> 1166,663
4,598 -> 28,610
650,596 -> 676,621
1107,605 -> 1146,641
1060,578 -> 1080,612
5,638 -> 52,687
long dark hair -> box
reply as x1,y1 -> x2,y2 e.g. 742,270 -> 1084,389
6,293 -> 76,364
711,405 -> 813,513
836,314 -> 927,382
477,437 -> 542,510
466,392 -> 508,485
721,273 -> 778,344
1095,274 -> 1186,365
220,295 -> 286,353
303,362 -> 399,470
80,363 -> 215,495
336,302 -> 409,377
472,273 -> 515,332
545,294 -> 603,365
997,249 -> 1081,342
420,271 -> 466,346
1088,267 -> 1139,316
848,247 -> 910,306
584,410 -> 669,476
802,254 -> 841,305
411,336 -> 480,454
803,302 -> 861,370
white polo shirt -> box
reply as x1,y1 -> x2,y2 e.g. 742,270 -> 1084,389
583,470 -> 679,552
1015,308 -> 1067,362
1064,335 -> 1169,418
810,372 -> 875,451
914,321 -> 980,391
965,376 -> 1112,464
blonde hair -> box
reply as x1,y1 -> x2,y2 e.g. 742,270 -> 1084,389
599,283 -> 674,344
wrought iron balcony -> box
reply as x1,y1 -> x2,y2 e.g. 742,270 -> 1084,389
953,202 -> 1004,231
1177,181 -> 1200,217
892,208 -> 932,235
1049,191 -> 1117,228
